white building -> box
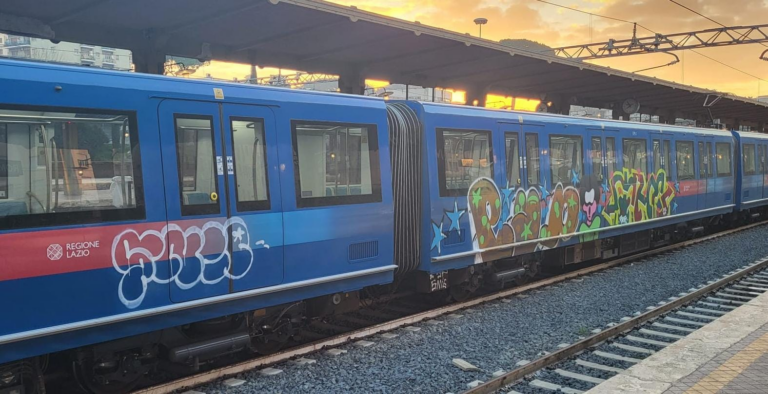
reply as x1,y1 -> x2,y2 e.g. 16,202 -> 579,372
0,34 -> 131,71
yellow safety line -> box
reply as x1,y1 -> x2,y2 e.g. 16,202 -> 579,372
684,331 -> 768,394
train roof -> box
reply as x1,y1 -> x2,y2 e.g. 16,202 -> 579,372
0,58 -> 385,110
413,101 -> 737,138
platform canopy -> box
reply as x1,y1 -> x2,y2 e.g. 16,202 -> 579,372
1,0 -> 766,127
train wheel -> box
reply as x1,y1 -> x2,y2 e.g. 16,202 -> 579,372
448,272 -> 482,302
72,354 -> 145,394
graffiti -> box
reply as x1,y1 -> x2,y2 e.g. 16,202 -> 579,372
462,177 -> 581,257
601,168 -> 676,226
430,167 -> 678,260
111,217 -> 268,309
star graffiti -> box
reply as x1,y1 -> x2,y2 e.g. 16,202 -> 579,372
446,200 -> 466,236
431,222 -> 447,254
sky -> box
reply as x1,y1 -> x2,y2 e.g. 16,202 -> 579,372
192,0 -> 768,101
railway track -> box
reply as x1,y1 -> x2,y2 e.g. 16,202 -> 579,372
464,255 -> 768,394
133,221 -> 768,394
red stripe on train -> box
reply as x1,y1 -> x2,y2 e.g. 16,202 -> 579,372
0,218 -> 230,282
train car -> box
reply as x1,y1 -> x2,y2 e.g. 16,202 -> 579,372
390,102 -> 738,299
0,59 -> 396,392
0,58 -> 755,394
732,130 -> 768,218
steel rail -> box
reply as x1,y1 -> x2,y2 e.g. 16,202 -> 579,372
133,220 -> 768,394
464,237 -> 768,393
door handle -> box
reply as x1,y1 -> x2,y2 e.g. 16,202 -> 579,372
210,192 -> 218,201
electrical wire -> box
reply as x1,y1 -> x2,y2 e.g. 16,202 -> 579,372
538,0 -> 767,82
668,0 -> 768,49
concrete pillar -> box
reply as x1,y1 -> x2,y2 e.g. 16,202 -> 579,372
611,105 -> 622,120
132,49 -> 166,75
759,122 -> 766,134
338,70 -> 366,95
464,85 -> 488,107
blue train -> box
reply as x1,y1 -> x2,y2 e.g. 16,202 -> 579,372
0,59 -> 766,393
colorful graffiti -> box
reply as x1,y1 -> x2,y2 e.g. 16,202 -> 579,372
601,168 -> 677,226
464,177 -> 581,257
429,167 -> 678,260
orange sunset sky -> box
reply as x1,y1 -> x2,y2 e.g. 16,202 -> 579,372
192,0 -> 767,103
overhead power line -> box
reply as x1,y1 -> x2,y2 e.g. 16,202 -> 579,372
668,0 -> 768,49
537,0 -> 767,81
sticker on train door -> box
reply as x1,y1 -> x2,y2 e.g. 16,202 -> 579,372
217,156 -> 224,175
226,156 -> 234,175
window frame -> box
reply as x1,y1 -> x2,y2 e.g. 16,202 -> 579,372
292,120 -> 382,208
0,103 -> 145,230
698,141 -> 707,178
548,134 -> 584,187
230,116 -> 271,212
525,133 -> 540,186
676,140 -> 695,181
173,114 -> 221,217
436,127 -> 494,197
716,142 -> 732,177
743,143 -> 757,176
622,138 -> 648,174
606,136 -> 617,176
504,132 -> 521,186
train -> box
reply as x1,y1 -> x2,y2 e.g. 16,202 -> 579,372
1,58 -> 767,393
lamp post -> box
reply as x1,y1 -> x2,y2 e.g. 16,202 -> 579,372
474,18 -> 488,38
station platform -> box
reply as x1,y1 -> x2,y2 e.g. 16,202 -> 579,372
588,283 -> 768,394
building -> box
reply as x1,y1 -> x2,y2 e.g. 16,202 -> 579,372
0,34 -> 132,71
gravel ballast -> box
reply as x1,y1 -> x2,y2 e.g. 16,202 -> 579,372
195,225 -> 768,394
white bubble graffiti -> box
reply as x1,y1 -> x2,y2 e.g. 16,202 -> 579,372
111,217 -> 268,309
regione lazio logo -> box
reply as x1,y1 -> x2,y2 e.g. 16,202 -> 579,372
47,244 -> 63,261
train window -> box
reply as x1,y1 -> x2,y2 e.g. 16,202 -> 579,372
606,137 -> 617,176
762,145 -> 767,174
698,141 -> 707,178
716,142 -> 732,177
292,121 -> 381,207
676,141 -> 695,180
653,139 -> 661,172
525,133 -> 540,185
174,115 -> 219,215
550,135 -> 583,186
706,142 -> 713,176
743,144 -> 757,176
0,106 -> 144,229
231,118 -> 270,211
591,137 -> 603,176
622,139 -> 647,173
437,128 -> 493,196
505,133 -> 521,186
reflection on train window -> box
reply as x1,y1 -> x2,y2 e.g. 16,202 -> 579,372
606,137 -> 617,176
231,118 -> 270,211
549,135 -> 582,186
743,144 -> 757,176
666,140 -> 673,174
174,116 -> 218,215
761,145 -> 767,174
653,139 -> 661,173
622,138 -> 647,173
676,141 -> 695,180
437,129 -> 492,196
716,142 -> 732,177
293,122 -> 381,207
525,133 -> 540,185
591,137 -> 603,176
505,133 -> 521,186
0,107 -> 143,227
698,141 -> 707,178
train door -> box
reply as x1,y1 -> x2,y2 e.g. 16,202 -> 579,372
696,140 -> 707,210
499,123 -> 524,190
158,100 -> 283,303
586,128 -> 605,195
762,144 -> 768,199
220,104 -> 284,293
